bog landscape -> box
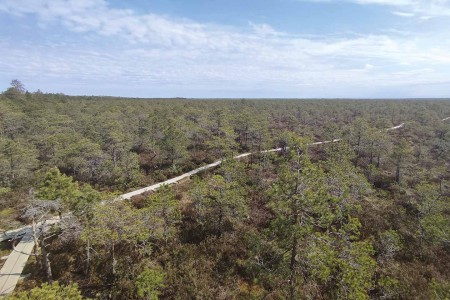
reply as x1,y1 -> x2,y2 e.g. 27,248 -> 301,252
0,85 -> 449,299
1,0 -> 450,299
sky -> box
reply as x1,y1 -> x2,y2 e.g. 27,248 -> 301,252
1,0 -> 450,98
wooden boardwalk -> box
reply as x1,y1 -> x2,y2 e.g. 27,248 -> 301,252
0,232 -> 36,296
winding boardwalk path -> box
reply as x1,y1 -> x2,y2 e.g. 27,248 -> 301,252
0,118 -> 447,295
386,123 -> 405,131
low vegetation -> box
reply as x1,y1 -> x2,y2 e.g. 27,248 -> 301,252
1,81 -> 449,299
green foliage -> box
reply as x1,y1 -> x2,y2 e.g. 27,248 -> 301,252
378,275 -> 403,299
6,282 -> 85,300
50,134 -> 103,179
72,183 -> 107,215
144,185 -> 181,243
306,234 -> 336,282
0,137 -> 38,186
3,80 -> 26,100
378,230 -> 403,259
82,201 -> 148,247
415,183 -> 450,246
135,268 -> 166,300
190,173 -> 248,235
337,241 -> 376,300
160,118 -> 189,168
81,201 -> 151,278
34,167 -> 105,221
36,167 -> 81,210
0,207 -> 14,218
390,138 -> 413,184
421,214 -> 450,245
237,282 -> 265,300
269,137 -> 376,299
205,109 -> 238,157
0,186 -> 11,195
430,279 -> 450,300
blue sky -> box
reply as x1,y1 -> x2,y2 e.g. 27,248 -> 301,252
1,0 -> 450,98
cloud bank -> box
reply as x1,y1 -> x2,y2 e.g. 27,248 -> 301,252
1,0 -> 450,97
303,0 -> 450,17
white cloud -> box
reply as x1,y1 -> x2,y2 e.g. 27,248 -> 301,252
302,0 -> 450,17
392,11 -> 416,17
249,22 -> 280,36
352,0 -> 414,5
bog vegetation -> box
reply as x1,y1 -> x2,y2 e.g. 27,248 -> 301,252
0,81 -> 449,299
